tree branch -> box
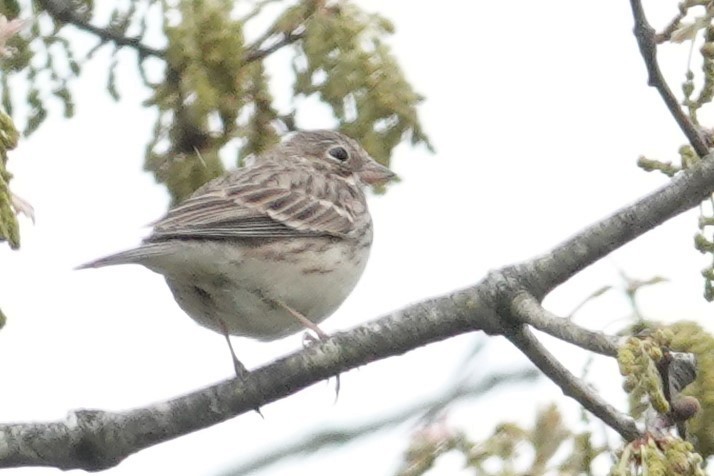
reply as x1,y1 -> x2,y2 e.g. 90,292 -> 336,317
2,2 -> 705,470
36,0 -> 164,59
503,326 -> 640,441
524,151 -> 714,297
243,30 -> 305,64
628,0 -> 709,156
511,293 -> 621,357
36,0 -> 305,65
0,291 -> 504,471
4,149 -> 714,469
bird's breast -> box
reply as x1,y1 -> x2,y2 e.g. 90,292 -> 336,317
159,230 -> 373,340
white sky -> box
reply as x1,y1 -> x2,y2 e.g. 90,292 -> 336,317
1,1 -> 712,475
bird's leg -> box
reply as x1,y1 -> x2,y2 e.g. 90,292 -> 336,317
281,304 -> 329,340
217,318 -> 249,378
225,333 -> 249,379
278,302 -> 341,399
217,318 -> 264,417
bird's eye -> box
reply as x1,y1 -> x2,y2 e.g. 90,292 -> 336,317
328,146 -> 349,162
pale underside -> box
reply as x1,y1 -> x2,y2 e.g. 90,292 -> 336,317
141,232 -> 372,340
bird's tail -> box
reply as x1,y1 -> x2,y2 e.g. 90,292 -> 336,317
76,243 -> 171,270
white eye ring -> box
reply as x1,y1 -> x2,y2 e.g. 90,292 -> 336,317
328,146 -> 349,162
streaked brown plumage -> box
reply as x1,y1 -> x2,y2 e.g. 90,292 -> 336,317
79,130 -> 394,369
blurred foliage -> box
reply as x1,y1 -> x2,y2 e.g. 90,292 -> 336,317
219,351 -> 540,476
237,61 -> 280,165
635,2 -> 714,301
0,1 -> 83,135
612,435 -> 704,476
0,107 -> 19,249
618,330 -> 673,419
0,0 -> 429,204
144,0 -> 245,202
395,405 -> 606,476
0,10 -> 25,251
388,276 -> 711,476
293,2 -> 430,167
550,277 -> 707,474
667,321 -> 714,460
613,321 -> 710,474
0,10 -> 32,329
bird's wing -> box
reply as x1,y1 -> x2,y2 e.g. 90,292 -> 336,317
148,163 -> 357,241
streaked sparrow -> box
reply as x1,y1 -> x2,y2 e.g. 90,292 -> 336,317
79,130 -> 395,375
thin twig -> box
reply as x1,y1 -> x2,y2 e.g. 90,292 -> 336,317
219,368 -> 539,476
655,3 -> 687,43
239,0 -> 284,24
243,30 -> 305,63
629,0 -> 709,156
37,0 -> 304,65
565,285 -> 613,318
36,0 -> 164,59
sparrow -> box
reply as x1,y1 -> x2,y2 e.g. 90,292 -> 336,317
79,130 -> 395,376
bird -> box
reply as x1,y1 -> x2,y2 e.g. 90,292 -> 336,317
78,130 -> 395,377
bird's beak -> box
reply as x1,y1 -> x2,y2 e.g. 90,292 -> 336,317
359,161 -> 397,186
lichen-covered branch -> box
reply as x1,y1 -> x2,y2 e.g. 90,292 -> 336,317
525,151 -> 714,297
0,290 -> 503,471
6,141 -> 714,469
